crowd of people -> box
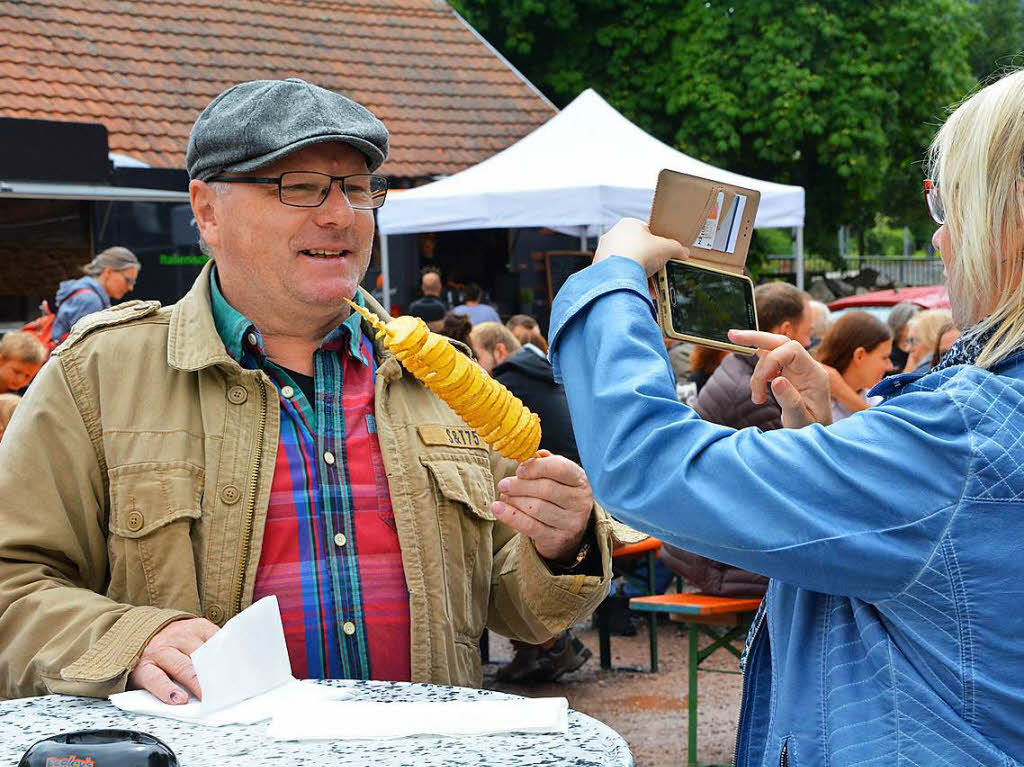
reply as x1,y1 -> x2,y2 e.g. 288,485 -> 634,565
2,67 -> 1023,766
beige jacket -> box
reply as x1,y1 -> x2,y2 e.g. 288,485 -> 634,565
0,266 -> 626,698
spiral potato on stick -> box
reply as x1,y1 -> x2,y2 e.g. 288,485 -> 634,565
346,300 -> 542,462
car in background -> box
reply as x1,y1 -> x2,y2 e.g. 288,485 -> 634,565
828,285 -> 950,323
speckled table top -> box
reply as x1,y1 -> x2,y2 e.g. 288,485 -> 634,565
0,680 -> 634,766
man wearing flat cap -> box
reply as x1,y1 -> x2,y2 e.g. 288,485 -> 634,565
0,79 -> 627,702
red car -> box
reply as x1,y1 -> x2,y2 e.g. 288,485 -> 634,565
828,285 -> 949,321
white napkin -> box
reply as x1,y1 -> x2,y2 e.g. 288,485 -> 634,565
266,697 -> 569,740
110,595 -> 351,726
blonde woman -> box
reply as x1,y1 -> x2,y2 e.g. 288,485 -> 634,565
903,307 -> 955,372
549,68 -> 1024,765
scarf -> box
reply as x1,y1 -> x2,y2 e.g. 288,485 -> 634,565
931,325 -> 998,372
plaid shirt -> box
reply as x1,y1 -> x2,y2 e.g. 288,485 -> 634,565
210,270 -> 410,681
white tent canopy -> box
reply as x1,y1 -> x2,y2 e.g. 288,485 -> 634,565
376,89 -> 806,296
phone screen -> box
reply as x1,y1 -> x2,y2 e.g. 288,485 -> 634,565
665,261 -> 756,344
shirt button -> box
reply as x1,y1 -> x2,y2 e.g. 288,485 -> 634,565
323,450 -> 336,465
343,621 -> 356,636
281,385 -> 295,399
227,385 -> 248,405
334,533 -> 347,548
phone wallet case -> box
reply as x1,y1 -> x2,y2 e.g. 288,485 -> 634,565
648,169 -> 761,275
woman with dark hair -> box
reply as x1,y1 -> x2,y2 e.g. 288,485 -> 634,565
438,311 -> 473,352
815,311 -> 893,421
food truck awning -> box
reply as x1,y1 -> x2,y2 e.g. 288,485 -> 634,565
0,180 -> 189,203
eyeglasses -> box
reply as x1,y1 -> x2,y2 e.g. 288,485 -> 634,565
119,270 -> 136,288
923,179 -> 945,225
208,171 -> 388,209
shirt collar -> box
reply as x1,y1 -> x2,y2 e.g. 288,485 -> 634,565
208,266 -> 368,365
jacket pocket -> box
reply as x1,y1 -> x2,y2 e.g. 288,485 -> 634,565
421,455 -> 495,640
107,461 -> 203,614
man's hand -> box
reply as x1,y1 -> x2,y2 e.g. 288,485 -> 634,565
128,617 -> 220,704
593,218 -> 689,277
492,450 -> 594,564
728,329 -> 832,428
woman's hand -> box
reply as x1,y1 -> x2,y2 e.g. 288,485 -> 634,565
593,218 -> 689,276
728,329 -> 832,428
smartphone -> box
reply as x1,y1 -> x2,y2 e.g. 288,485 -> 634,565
656,259 -> 758,355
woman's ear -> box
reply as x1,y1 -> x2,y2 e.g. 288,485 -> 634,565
852,347 -> 867,364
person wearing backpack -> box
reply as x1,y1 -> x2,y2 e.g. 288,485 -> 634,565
50,246 -> 140,344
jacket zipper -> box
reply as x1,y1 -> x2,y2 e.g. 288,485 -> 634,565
232,375 -> 267,615
733,604 -> 768,767
780,739 -> 789,767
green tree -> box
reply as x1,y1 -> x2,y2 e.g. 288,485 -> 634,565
451,0 -> 976,259
968,0 -> 1024,81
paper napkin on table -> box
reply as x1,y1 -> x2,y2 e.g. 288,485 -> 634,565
266,697 -> 569,740
110,595 -> 351,726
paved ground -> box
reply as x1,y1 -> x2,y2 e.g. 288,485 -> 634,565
483,619 -> 744,766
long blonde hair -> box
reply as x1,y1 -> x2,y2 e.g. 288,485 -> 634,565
927,68 -> 1024,368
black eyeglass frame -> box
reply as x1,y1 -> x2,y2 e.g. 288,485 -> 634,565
207,171 -> 389,209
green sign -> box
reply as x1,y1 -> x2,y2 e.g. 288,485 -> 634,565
159,253 -> 208,267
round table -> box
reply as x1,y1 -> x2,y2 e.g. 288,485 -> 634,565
0,680 -> 633,766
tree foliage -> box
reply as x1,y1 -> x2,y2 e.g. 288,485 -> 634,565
969,0 -> 1024,81
451,0 -> 978,258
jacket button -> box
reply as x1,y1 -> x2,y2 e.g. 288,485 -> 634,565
206,604 -> 225,624
220,485 -> 241,505
125,511 -> 144,532
227,385 -> 248,405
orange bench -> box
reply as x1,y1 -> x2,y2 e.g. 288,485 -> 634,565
597,537 -> 663,671
630,593 -> 762,766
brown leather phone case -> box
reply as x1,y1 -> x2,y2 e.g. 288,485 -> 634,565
648,169 -> 760,274
650,170 -> 761,353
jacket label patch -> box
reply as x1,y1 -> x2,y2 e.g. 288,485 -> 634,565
417,424 -> 485,449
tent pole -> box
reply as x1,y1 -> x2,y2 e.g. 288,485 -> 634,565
381,234 -> 392,315
794,226 -> 805,291
580,228 -> 588,252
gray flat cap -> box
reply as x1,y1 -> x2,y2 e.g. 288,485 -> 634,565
186,78 -> 389,180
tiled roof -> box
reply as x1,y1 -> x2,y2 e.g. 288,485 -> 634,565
0,0 -> 556,178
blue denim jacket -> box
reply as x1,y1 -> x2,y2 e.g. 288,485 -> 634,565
550,257 -> 1024,767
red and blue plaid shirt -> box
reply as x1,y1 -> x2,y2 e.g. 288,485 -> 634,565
210,270 -> 410,681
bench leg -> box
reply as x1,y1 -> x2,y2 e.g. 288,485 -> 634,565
647,551 -> 658,672
688,623 -> 698,766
